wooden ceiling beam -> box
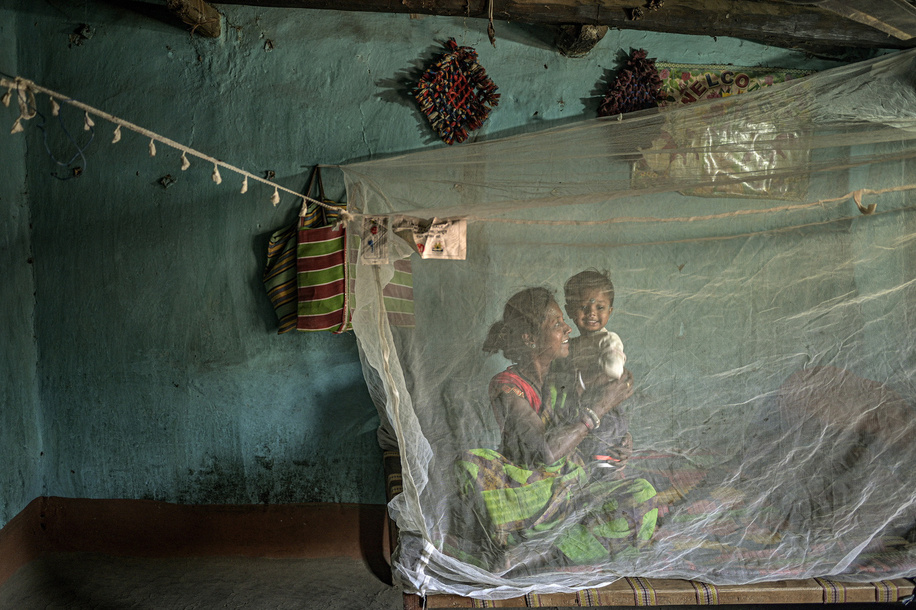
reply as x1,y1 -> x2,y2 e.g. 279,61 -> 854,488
214,0 -> 912,54
817,0 -> 916,41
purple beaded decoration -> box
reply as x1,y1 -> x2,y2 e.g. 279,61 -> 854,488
598,49 -> 663,117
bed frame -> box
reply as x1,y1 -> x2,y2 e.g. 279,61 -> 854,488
383,451 -> 914,608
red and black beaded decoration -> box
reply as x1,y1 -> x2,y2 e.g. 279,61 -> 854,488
414,39 -> 501,145
597,48 -> 663,117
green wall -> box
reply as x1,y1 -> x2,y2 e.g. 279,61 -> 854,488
0,0 -> 855,527
0,5 -> 42,528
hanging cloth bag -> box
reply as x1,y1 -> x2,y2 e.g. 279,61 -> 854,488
297,167 -> 352,333
262,221 -> 299,334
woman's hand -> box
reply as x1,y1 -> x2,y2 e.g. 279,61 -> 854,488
589,369 -> 634,419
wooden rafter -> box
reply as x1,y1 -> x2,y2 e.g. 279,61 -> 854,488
817,0 -> 916,41
213,0 -> 914,53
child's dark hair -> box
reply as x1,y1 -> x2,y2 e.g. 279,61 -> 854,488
564,269 -> 615,307
483,287 -> 556,363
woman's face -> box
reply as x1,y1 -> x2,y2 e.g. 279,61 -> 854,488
534,302 -> 571,362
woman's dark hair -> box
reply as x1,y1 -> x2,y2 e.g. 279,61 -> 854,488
483,287 -> 556,363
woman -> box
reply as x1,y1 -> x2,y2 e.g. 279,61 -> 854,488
457,287 -> 657,568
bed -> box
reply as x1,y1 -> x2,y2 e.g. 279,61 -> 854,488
345,50 -> 916,602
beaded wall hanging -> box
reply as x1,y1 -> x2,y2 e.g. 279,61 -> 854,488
414,39 -> 500,145
598,48 -> 663,117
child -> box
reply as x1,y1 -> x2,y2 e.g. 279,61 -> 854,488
563,269 -> 630,472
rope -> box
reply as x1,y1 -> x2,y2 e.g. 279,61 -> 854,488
473,184 -> 912,227
1,76 -> 348,218
525,202 -> 916,251
4,75 -> 903,232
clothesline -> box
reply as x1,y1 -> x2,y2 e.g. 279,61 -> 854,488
473,186 -> 902,226
4,75 -> 903,233
0,75 -> 352,222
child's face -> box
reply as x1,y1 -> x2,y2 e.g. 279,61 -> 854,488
568,289 -> 612,334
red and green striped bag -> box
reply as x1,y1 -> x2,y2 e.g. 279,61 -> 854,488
262,222 -> 299,334
296,168 -> 351,333
296,214 -> 350,333
263,167 -> 414,334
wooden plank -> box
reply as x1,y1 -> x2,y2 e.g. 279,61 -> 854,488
819,0 -> 916,40
215,0 -> 912,52
599,0 -> 904,52
416,578 -> 916,607
0,498 -> 46,589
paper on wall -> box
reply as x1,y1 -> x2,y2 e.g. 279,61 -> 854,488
394,217 -> 467,260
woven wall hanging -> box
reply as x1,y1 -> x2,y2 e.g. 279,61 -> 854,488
598,48 -> 663,117
415,39 -> 500,145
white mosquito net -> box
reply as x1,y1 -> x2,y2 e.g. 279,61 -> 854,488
340,49 -> 916,599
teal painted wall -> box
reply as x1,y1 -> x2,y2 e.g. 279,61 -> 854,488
1,1 -> 857,526
0,5 -> 42,527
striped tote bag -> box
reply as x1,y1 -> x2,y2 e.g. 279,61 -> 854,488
263,165 -> 350,333
265,167 -> 414,333
266,218 -> 415,333
262,222 -> 299,334
295,166 -> 352,333
296,205 -> 351,333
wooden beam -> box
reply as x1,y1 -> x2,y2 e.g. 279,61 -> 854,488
214,0 -> 912,53
610,0 -> 906,55
818,0 -> 916,40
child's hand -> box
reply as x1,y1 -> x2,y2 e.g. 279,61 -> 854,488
590,369 -> 634,418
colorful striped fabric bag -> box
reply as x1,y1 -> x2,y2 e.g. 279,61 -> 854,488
262,222 -> 299,334
296,168 -> 351,333
263,167 -> 415,333
297,217 -> 349,332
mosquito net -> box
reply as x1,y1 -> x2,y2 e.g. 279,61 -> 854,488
340,50 -> 916,599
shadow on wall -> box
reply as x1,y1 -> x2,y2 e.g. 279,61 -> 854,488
374,42 -> 452,149
584,48 -> 636,116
